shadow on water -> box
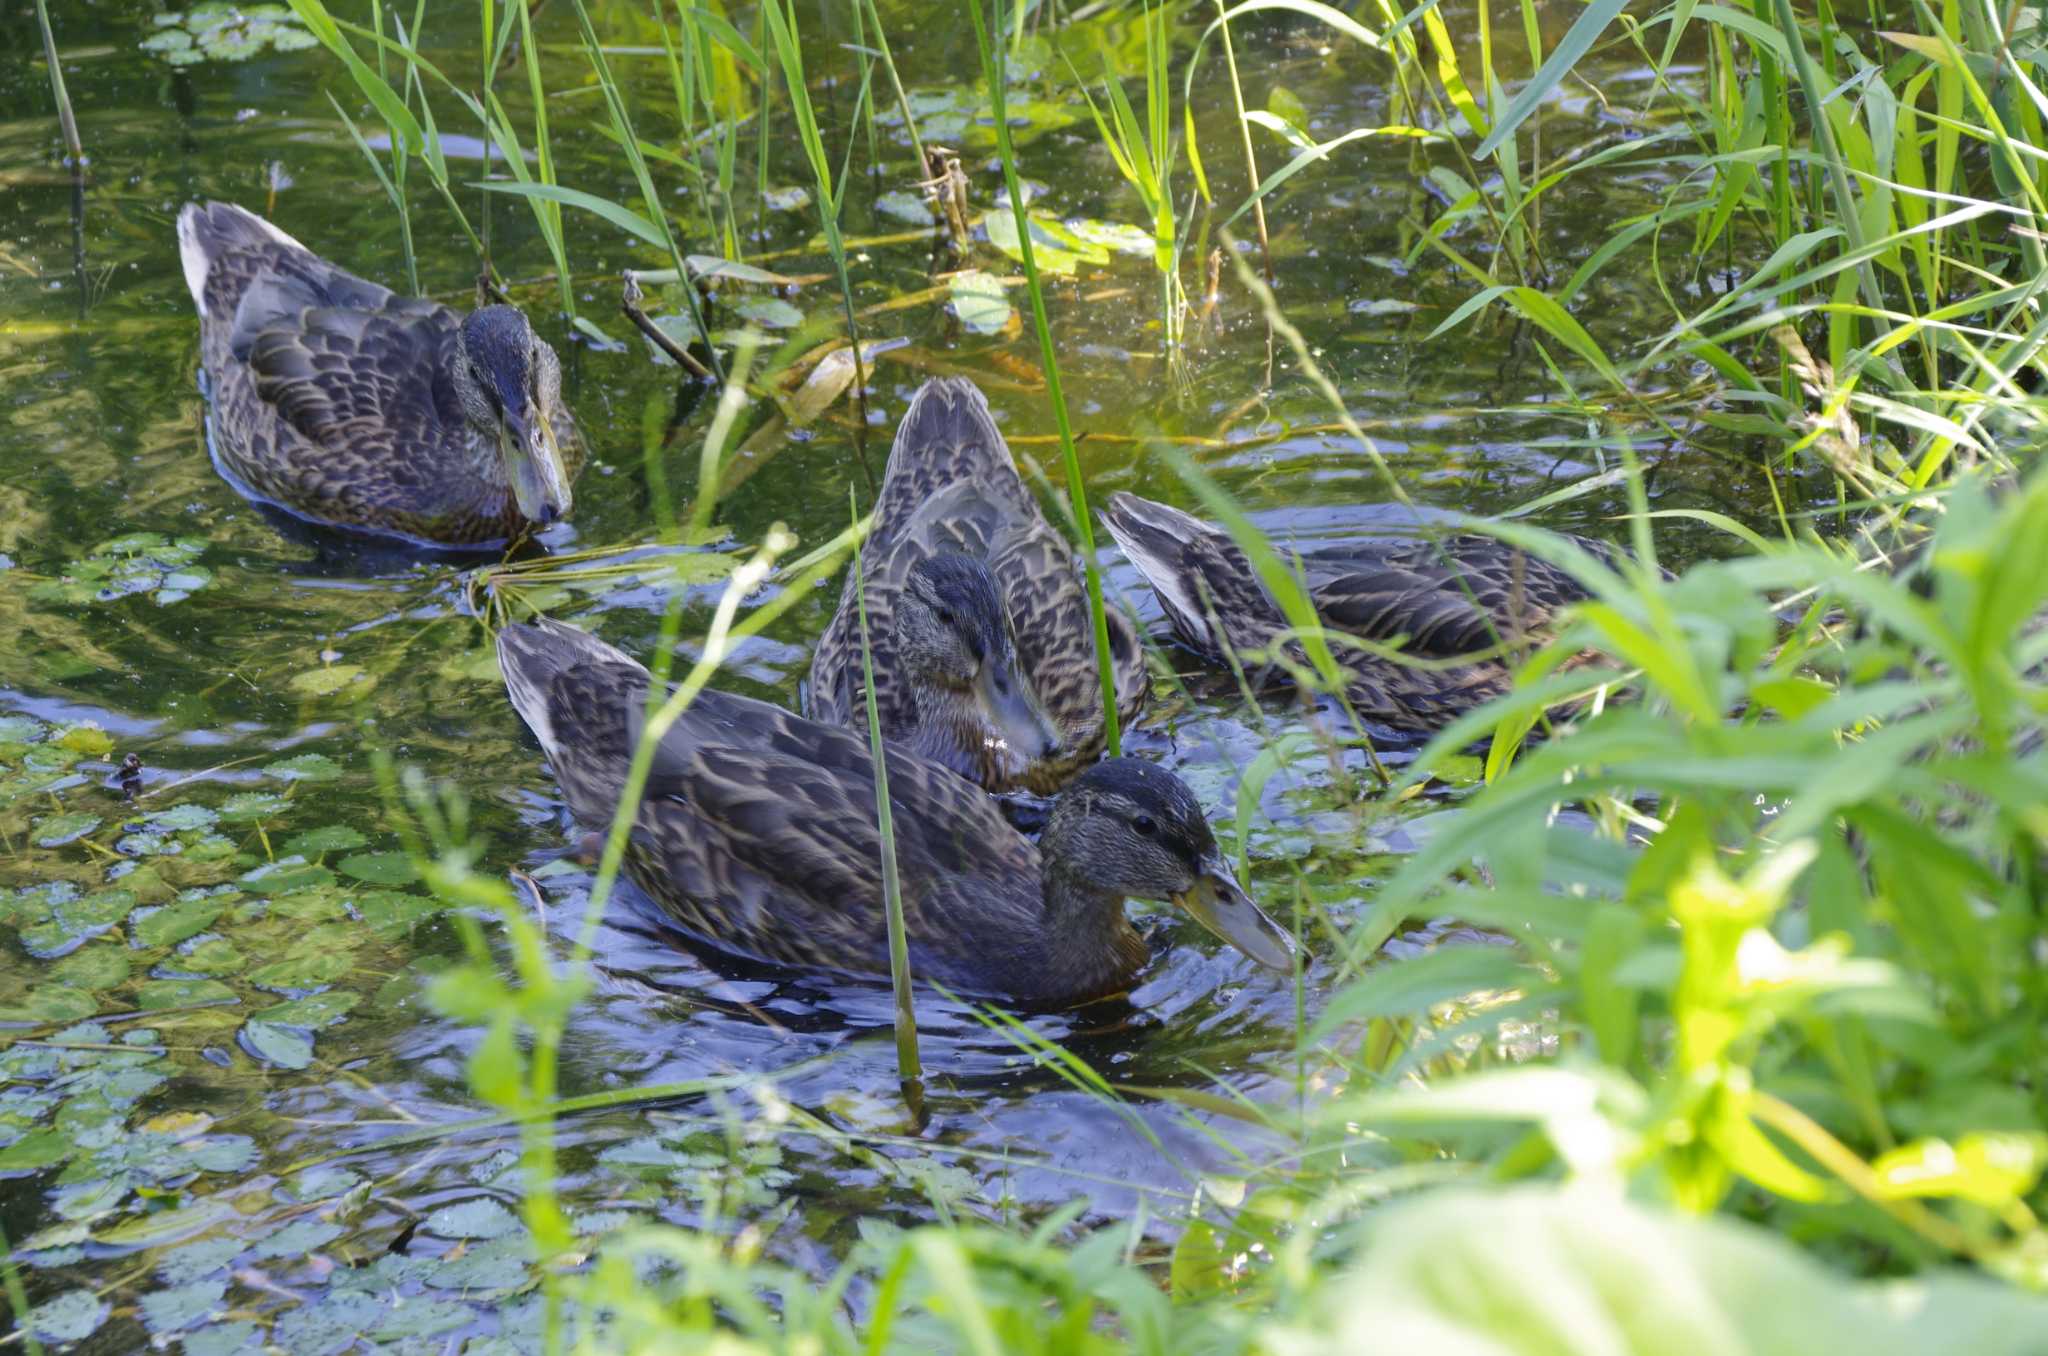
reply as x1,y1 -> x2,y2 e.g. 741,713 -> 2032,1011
0,0 -> 1773,1345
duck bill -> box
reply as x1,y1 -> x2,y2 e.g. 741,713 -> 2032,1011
974,662 -> 1061,771
501,400 -> 574,526
1173,850 -> 1299,973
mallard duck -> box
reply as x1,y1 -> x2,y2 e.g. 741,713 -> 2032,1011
177,201 -> 582,547
498,618 -> 1295,1006
807,377 -> 1147,794
1100,492 -> 1604,730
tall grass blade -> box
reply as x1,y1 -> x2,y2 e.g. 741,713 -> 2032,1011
1473,0 -> 1627,159
853,496 -> 921,1090
32,0 -> 80,166
971,0 -> 1122,756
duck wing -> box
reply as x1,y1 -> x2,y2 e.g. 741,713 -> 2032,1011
1303,537 -> 1595,657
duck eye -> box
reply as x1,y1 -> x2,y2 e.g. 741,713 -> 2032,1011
1132,814 -> 1156,837
935,607 -> 955,627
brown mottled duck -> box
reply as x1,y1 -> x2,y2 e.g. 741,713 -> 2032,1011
807,377 -> 1147,794
498,619 -> 1296,1006
177,201 -> 581,547
1100,492 -> 1608,731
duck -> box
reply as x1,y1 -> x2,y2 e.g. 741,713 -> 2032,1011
498,618 -> 1296,1007
1099,491 -> 1608,731
176,200 -> 582,547
806,377 -> 1148,794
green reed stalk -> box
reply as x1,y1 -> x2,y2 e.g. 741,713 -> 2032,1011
0,1217 -> 42,1356
971,0 -> 1122,757
514,0 -> 574,319
759,0 -> 873,482
861,0 -> 928,194
1212,0 -> 1271,282
370,2 -> 419,295
32,0 -> 80,167
853,495 -> 921,1088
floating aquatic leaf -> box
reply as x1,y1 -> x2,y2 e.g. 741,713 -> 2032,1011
948,269 -> 1014,334
255,990 -> 359,1028
94,1199 -> 230,1249
0,984 -> 97,1024
355,890 -> 442,938
875,189 -> 934,224
289,664 -> 367,697
57,724 -> 114,757
265,752 -> 342,782
253,1217 -> 343,1258
175,934 -> 246,975
337,851 -> 418,885
50,945 -> 130,992
683,255 -> 806,286
425,1197 -> 521,1240
158,1237 -> 242,1285
30,535 -> 210,607
138,978 -> 238,1010
184,1321 -> 260,1356
1064,216 -> 1154,257
135,898 -> 225,948
148,802 -> 220,833
246,949 -> 351,991
426,1233 -> 534,1292
25,1288 -> 108,1343
218,791 -> 288,821
33,811 -> 101,846
982,210 -> 1109,276
241,1020 -> 314,1070
642,310 -> 701,367
141,3 -> 316,66
140,1277 -> 227,1335
732,296 -> 805,329
22,888 -> 138,958
282,825 -> 368,855
762,185 -> 812,211
239,860 -> 336,895
0,1131 -> 74,1173
286,1165 -> 364,1203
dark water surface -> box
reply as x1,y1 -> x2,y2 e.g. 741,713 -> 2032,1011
0,3 -> 1772,1349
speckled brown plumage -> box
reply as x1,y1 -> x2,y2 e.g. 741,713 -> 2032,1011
178,201 -> 582,546
1101,492 -> 1618,730
500,619 -> 1289,1007
807,377 -> 1146,792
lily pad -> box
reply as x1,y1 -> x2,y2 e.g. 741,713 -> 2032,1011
425,1197 -> 521,1240
876,189 -> 935,224
290,664 -> 367,697
731,296 -> 805,329
356,890 -> 443,938
282,825 -> 368,855
982,210 -> 1110,276
158,1237 -> 243,1285
138,978 -> 239,1010
252,1217 -> 345,1260
246,950 -> 352,991
254,990 -> 359,1028
1064,216 -> 1155,258
135,898 -> 225,948
265,752 -> 342,782
239,860 -> 336,895
240,1020 -> 314,1070
139,1277 -> 227,1334
140,3 -> 317,66
33,811 -> 102,847
218,791 -> 288,822
948,269 -> 1014,335
25,1288 -> 109,1343
337,851 -> 418,885
30,535 -> 211,607
762,185 -> 812,211
50,945 -> 130,992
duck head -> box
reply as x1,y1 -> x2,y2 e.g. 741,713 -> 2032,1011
454,305 -> 574,526
1043,758 -> 1298,973
894,554 -> 1061,789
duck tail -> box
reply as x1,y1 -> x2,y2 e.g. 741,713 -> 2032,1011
1098,492 -> 1228,651
176,201 -> 309,311
890,376 -> 1008,477
496,619 -> 639,762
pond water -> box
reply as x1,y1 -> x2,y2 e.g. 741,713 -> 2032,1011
0,3 -> 1779,1349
